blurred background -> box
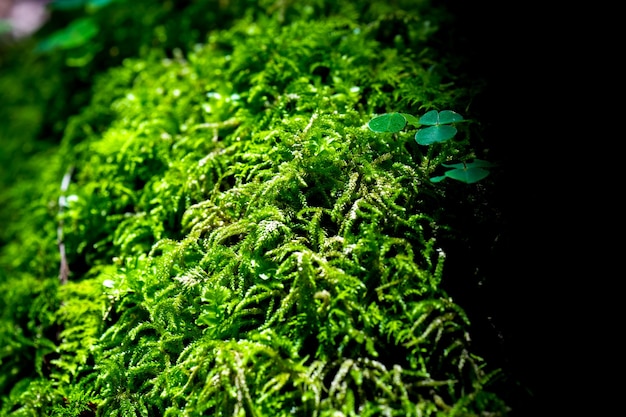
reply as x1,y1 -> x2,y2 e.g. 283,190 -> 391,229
0,0 -> 50,40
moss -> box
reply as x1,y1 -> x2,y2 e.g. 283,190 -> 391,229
0,1 -> 509,415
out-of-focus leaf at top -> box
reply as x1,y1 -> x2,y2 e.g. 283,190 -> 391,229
36,17 -> 99,52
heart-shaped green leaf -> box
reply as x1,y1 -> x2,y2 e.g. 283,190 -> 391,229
438,110 -> 463,124
430,175 -> 447,183
418,110 -> 440,126
418,110 -> 463,126
442,159 -> 496,169
445,167 -> 490,184
368,113 -> 407,133
415,125 -> 457,145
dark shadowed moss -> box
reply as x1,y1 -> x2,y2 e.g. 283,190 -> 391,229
1,1 -> 513,416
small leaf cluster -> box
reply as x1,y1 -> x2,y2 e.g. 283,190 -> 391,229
1,1 -> 508,416
368,110 -> 496,183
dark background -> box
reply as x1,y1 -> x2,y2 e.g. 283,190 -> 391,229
440,1 -> 566,416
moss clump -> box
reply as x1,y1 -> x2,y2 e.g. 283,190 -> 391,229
0,1 -> 509,416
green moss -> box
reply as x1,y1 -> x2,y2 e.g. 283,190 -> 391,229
0,1 -> 508,415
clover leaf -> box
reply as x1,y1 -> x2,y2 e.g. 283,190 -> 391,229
367,110 -> 493,184
431,159 -> 497,184
367,112 -> 407,133
414,125 -> 458,145
419,110 -> 464,126
414,110 -> 463,145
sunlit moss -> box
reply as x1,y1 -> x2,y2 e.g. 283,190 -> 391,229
0,1 -> 507,416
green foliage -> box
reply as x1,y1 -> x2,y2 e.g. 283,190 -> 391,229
367,112 -> 407,133
368,110 -> 464,143
368,110 -> 497,183
36,17 -> 99,52
414,110 -> 464,145
431,159 -> 498,184
50,0 -> 119,10
1,1 -> 508,416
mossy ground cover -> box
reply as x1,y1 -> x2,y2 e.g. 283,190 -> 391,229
1,1 -> 516,415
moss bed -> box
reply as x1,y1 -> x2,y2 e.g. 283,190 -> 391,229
1,1 -> 527,416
